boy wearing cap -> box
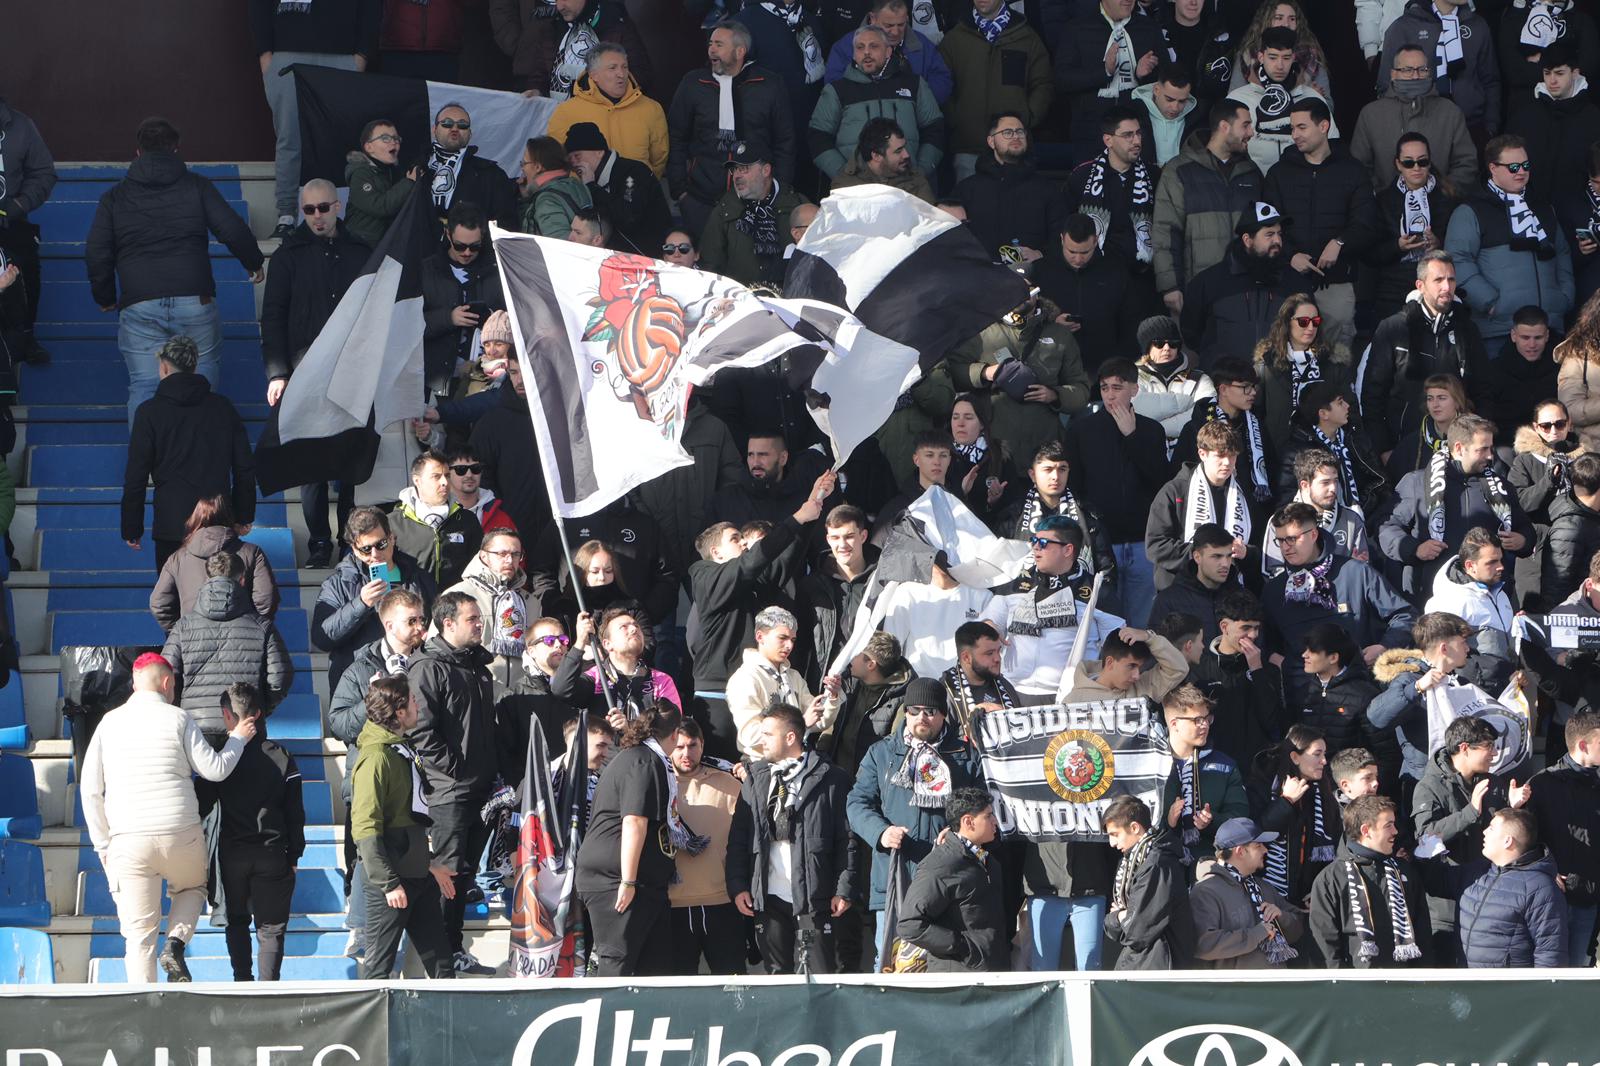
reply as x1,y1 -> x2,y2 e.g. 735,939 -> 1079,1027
700,139 -> 807,289
1190,817 -> 1305,968
1179,202 -> 1297,370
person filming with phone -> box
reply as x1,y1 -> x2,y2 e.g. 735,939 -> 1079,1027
312,506 -> 437,690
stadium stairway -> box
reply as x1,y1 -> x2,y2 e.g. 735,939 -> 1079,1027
0,163 -> 508,982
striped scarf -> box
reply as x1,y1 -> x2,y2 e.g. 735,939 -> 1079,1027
1017,486 -> 1096,572
1218,862 -> 1298,964
1313,425 -> 1359,507
1425,449 -> 1512,543
1112,831 -> 1156,911
1345,850 -> 1422,962
1263,777 -> 1335,895
1078,150 -> 1154,263
1176,752 -> 1200,861
1194,398 -> 1271,502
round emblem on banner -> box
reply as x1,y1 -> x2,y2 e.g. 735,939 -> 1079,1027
1043,730 -> 1115,802
1129,1024 -> 1303,1066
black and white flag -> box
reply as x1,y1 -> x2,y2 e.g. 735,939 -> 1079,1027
254,184 -> 432,496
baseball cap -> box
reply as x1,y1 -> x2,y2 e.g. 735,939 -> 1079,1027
1213,817 -> 1279,849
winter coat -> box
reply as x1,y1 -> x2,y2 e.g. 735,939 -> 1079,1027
1190,640 -> 1285,769
1032,247 -> 1145,366
1414,745 -> 1516,931
518,170 -> 592,239
86,151 -> 262,310
379,0 -> 464,51
1349,86 -> 1478,193
150,526 -> 279,633
1132,354 -> 1216,443
406,635 -> 498,802
311,550 -> 436,690
1459,846 -> 1568,967
1063,406 -> 1171,542
1145,464 -> 1253,591
1378,457 -> 1536,596
161,577 -> 294,732
391,487 -> 483,590
1507,84 -> 1600,204
1378,0 -> 1501,132
420,247 -> 505,386
737,1 -> 830,154
1054,5 -> 1165,140
1310,840 -> 1434,967
1557,345 -> 1600,454
1132,81 -> 1205,168
1366,180 -> 1461,316
808,55 -> 945,177
1160,746 -> 1252,861
1253,773 -> 1343,904
727,754 -> 857,919
259,221 -> 370,382
825,25 -> 954,104
797,549 -> 879,688
194,731 -> 305,859
0,99 -> 56,224
1152,131 -> 1263,295
469,385 -> 553,536
1179,240 -> 1302,368
530,497 -> 676,625
830,155 -> 937,201
898,833 -> 1009,971
1528,756 -> 1600,908
1354,0 -> 1406,60
343,153 -> 413,248
1262,145 -> 1381,287
1105,830 -> 1198,969
1273,420 -> 1387,516
489,0 -> 652,97
440,553 -> 541,687
1424,555 -> 1516,661
1498,4 -> 1600,97
848,725 -> 983,909
547,74 -> 665,175
1294,666 -> 1384,758
953,154 -> 1069,259
688,516 -> 805,689
1189,861 -> 1305,968
1360,293 -> 1492,455
327,636 -> 408,802
350,718 -> 434,890
120,373 -> 256,544
938,14 -> 1053,154
1484,352 -> 1562,452
1149,561 -> 1243,642
946,313 -> 1089,463
1444,192 -> 1575,341
584,150 -> 674,252
1367,650 -> 1434,781
666,62 -> 795,205
820,664 -> 910,780
699,183 -> 808,289
493,665 -> 575,785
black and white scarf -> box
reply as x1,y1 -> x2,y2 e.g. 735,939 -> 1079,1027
277,0 -> 314,12
734,181 -> 783,258
1283,544 -> 1337,610
767,754 -> 808,842
1263,776 -> 1336,896
1017,486 -> 1097,572
758,658 -> 797,708
467,573 -> 527,658
1252,61 -> 1295,129
891,724 -> 955,809
597,658 -> 659,720
942,665 -> 1017,742
1182,464 -> 1251,545
1194,398 -> 1270,501
1425,450 -> 1513,542
1218,862 -> 1299,964
551,17 -> 599,100
1176,751 -> 1200,859
953,434 -> 988,466
959,834 -> 992,871
1434,7 -> 1464,80
713,69 -> 740,150
1345,848 -> 1422,962
427,144 -> 466,213
1079,151 -> 1154,263
645,737 -> 710,857
762,1 -> 826,82
1586,176 -> 1600,236
1101,15 -> 1137,98
1313,425 -> 1359,505
1518,0 -> 1569,48
1486,179 -> 1548,243
1400,173 -> 1436,262
1285,349 -> 1322,414
1112,831 -> 1157,910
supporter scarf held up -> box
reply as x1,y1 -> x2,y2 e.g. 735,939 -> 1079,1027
952,433 -> 988,467
1285,349 -> 1321,413
942,665 -> 1016,743
427,143 -> 466,213
468,574 -> 528,658
1313,424 -> 1359,506
1262,775 -> 1336,896
1251,61 -> 1296,130
1100,16 -> 1137,98
762,1 -> 826,82
1425,448 -> 1513,544
1176,752 -> 1200,860
1219,861 -> 1298,964
891,723 -> 955,809
1344,844 -> 1422,961
1079,151 -> 1154,263
1519,0 -> 1570,48
551,15 -> 600,101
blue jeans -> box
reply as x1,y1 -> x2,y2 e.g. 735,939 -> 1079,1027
119,296 -> 222,427
1568,904 -> 1597,965
1111,542 -> 1156,628
1027,894 -> 1106,971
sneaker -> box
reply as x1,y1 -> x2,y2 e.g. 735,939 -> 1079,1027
158,938 -> 192,982
452,950 -> 495,976
464,884 -> 485,904
343,929 -> 365,959
306,539 -> 334,569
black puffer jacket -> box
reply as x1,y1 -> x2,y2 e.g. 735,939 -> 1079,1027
954,154 -> 1069,258
1365,182 -> 1461,317
161,576 -> 294,732
1104,830 -> 1197,970
259,220 -> 370,382
1507,424 -> 1581,522
1191,641 -> 1285,769
1148,562 -> 1243,643
1413,745 -> 1513,932
1262,145 -> 1381,286
1361,296 -> 1492,455
121,373 -> 256,544
1179,240 -> 1301,367
1251,770 -> 1342,904
1507,86 -> 1600,204
727,753 -> 857,920
1309,840 -> 1434,967
898,832 -> 1009,971
85,151 -> 263,310
1293,667 -> 1382,759
797,550 -> 879,688
666,63 -> 795,205
1459,846 -> 1568,967
311,550 -> 436,691
405,636 -> 498,802
1543,489 -> 1600,606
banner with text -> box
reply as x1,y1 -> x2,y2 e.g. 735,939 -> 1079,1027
978,698 -> 1169,842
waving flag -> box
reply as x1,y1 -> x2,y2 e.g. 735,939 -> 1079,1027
509,711 -> 588,978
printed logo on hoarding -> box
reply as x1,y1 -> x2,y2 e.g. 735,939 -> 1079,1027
1129,1024 -> 1303,1066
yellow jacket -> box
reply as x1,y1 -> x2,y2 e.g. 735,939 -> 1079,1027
547,75 -> 669,178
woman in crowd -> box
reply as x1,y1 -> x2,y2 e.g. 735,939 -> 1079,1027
1558,292 -> 1600,454
1367,133 -> 1460,323
1253,293 -> 1353,456
1132,316 -> 1215,454
1385,373 -> 1473,484
661,230 -> 700,269
1510,398 -> 1587,523
553,538 -> 636,631
1252,726 -> 1340,941
945,393 -> 1017,524
149,495 -> 278,633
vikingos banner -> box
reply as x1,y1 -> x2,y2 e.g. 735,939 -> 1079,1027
1090,978 -> 1600,1066
977,698 -> 1169,841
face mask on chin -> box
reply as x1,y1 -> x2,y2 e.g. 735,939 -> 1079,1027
1392,75 -> 1432,100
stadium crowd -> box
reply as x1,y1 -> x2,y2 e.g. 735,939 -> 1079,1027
17,0 -> 1600,982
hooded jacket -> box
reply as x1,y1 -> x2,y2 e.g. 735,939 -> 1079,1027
405,635 -> 498,802
519,169 -> 593,239
259,220 -> 370,382
1414,743 -> 1520,934
161,576 -> 294,732
1544,489 -> 1600,615
1349,81 -> 1478,193
392,486 -> 482,590
1424,555 -> 1516,658
847,725 -> 983,909
1105,829 -> 1198,969
808,53 -> 945,178
149,525 -> 279,633
937,12 -> 1053,154
1360,291 -> 1492,454
1060,632 -> 1192,706
312,550 -> 436,691
1378,0 -> 1501,131
1445,188 -> 1574,341
1132,352 -> 1216,442
1367,649 -> 1442,781
121,373 -> 256,544
1132,81 -> 1203,168
349,718 -> 435,890
1309,840 -> 1434,967
898,832 -> 1009,971
1152,131 -> 1264,295
953,154 -> 1069,259
343,152 -> 414,248
0,99 -> 56,224
86,151 -> 263,310
1190,859 -> 1306,967
1459,845 -> 1568,966
727,753 -> 858,919
666,62 -> 795,205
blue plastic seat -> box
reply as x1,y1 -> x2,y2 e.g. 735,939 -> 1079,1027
0,754 -> 41,840
0,841 -> 51,926
0,676 -> 25,751
0,927 -> 55,982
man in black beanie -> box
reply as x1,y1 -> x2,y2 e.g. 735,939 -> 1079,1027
564,122 -> 673,256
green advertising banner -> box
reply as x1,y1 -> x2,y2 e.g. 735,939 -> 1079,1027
1091,979 -> 1599,1066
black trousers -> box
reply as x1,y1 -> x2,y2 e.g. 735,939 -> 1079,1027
581,885 -> 672,976
666,902 -> 748,975
692,696 -> 738,762
154,539 -> 182,575
220,844 -> 296,981
0,223 -> 41,331
429,795 -> 491,955
756,895 -> 836,975
362,873 -> 453,979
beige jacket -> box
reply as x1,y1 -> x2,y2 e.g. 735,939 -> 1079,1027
1058,632 -> 1190,704
726,648 -> 820,759
1556,345 -> 1600,454
670,764 -> 742,907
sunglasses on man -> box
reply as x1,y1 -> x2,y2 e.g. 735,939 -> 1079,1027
302,201 -> 337,216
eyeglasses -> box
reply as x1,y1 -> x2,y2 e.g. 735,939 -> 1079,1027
1397,156 -> 1431,169
1492,160 -> 1533,173
1392,65 -> 1431,76
436,119 -> 471,130
534,634 -> 572,647
1273,528 -> 1316,547
1537,418 -> 1571,432
352,538 -> 390,556
1029,536 -> 1067,549
450,239 -> 483,253
1223,381 -> 1259,393
483,549 -> 525,561
1173,713 -> 1215,725
450,463 -> 483,475
993,128 -> 1027,140
662,242 -> 694,255
1293,315 -> 1322,329
301,201 -> 336,216
368,133 -> 401,145
905,706 -> 944,717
